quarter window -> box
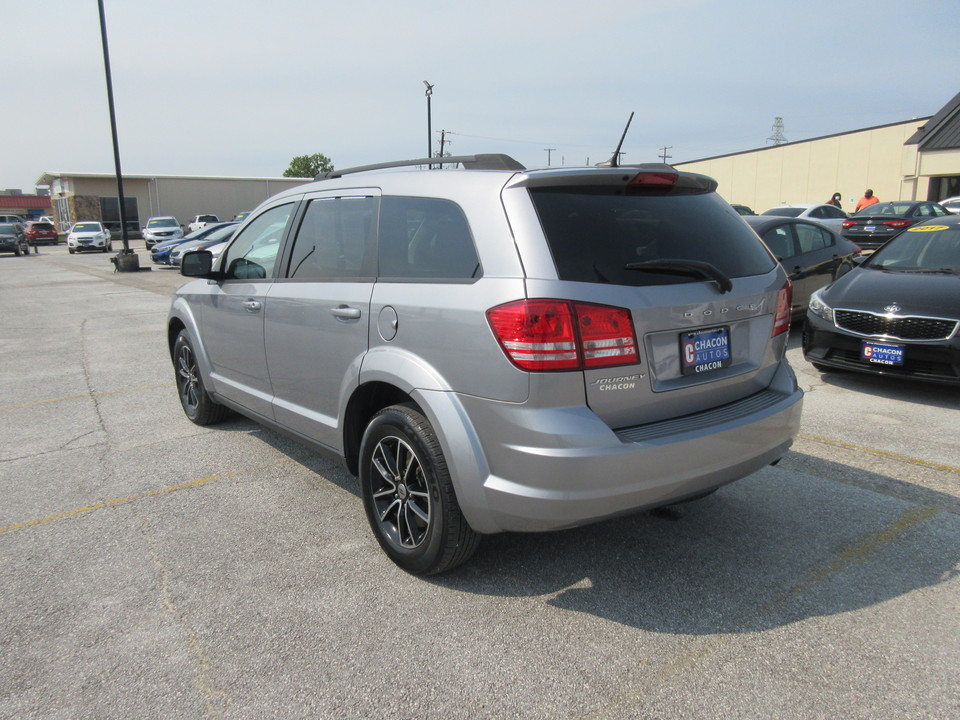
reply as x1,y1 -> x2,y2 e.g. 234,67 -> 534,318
795,222 -> 830,253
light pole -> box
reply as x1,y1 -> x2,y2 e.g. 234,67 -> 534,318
423,81 -> 434,168
98,0 -> 137,269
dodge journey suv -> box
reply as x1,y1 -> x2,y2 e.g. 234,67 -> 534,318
168,154 -> 803,575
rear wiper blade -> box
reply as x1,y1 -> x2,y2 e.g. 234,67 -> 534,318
624,259 -> 734,294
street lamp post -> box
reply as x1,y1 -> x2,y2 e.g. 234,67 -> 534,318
98,0 -> 137,270
423,81 -> 434,168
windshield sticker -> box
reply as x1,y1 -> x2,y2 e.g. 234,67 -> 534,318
907,225 -> 948,232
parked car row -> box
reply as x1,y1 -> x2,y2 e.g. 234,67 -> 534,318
150,222 -> 238,266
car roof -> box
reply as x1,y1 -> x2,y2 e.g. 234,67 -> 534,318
743,215 -> 835,232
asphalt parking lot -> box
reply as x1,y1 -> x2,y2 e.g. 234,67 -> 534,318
2,244 -> 958,720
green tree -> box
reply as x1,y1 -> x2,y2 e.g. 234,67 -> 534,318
283,153 -> 334,178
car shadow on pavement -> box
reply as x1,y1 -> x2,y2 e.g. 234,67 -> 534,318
432,460 -> 959,636
809,367 -> 960,409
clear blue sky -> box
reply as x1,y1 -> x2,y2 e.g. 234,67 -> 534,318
5,0 -> 959,190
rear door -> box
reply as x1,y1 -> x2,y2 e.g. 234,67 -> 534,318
264,191 -> 379,451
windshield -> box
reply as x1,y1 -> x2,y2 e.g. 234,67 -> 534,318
73,223 -> 101,232
866,224 -> 960,272
148,218 -> 178,227
530,188 -> 775,286
0,224 -> 15,233
761,207 -> 804,218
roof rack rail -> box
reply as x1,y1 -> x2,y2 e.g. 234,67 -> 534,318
319,153 -> 525,180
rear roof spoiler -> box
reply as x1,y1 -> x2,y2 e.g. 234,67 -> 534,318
319,154 -> 526,180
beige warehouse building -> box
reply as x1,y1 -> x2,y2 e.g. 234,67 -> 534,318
676,91 -> 960,214
35,172 -> 310,235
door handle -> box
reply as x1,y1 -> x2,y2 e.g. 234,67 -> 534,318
242,299 -> 262,312
331,305 -> 362,320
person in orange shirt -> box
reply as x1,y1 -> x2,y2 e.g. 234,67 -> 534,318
854,189 -> 879,213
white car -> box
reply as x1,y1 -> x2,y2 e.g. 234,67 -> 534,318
187,214 -> 220,233
142,216 -> 183,249
939,196 -> 960,214
67,222 -> 112,254
760,203 -> 849,233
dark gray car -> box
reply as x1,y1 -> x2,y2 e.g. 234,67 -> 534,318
0,223 -> 29,256
168,155 -> 803,575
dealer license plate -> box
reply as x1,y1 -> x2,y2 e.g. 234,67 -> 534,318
680,326 -> 731,376
861,342 -> 904,366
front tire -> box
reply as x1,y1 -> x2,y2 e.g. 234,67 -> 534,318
359,404 -> 479,575
173,330 -> 228,425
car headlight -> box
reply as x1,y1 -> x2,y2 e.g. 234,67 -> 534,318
808,289 -> 834,322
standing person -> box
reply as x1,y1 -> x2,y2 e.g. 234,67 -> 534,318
854,189 -> 879,213
826,192 -> 842,209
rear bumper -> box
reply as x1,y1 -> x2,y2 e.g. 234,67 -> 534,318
436,359 -> 803,534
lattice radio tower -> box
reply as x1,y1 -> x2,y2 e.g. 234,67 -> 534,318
766,117 -> 787,145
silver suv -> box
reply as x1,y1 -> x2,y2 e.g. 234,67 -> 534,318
168,154 -> 803,575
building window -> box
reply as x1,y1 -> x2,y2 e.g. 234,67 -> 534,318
100,196 -> 139,235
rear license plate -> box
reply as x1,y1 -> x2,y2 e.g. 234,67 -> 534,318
864,225 -> 876,232
861,342 -> 904,365
680,326 -> 731,375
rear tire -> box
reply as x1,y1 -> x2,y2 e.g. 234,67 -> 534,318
173,330 -> 229,425
359,404 -> 479,575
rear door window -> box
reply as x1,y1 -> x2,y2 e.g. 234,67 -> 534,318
530,188 -> 775,286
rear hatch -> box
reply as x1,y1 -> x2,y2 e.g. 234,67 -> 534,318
501,167 -> 790,429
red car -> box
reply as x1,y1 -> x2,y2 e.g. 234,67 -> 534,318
23,221 -> 59,246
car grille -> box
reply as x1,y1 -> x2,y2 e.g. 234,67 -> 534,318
834,310 -> 958,341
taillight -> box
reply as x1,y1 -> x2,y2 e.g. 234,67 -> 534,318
772,280 -> 792,337
841,220 -> 856,228
883,220 -> 911,228
487,300 -> 639,372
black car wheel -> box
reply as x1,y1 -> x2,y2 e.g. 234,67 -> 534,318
174,330 -> 228,425
359,404 -> 479,575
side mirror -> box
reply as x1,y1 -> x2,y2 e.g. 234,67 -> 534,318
181,249 -> 220,279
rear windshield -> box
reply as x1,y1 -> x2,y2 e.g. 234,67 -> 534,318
530,187 -> 775,285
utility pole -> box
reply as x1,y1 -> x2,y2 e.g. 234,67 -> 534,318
438,129 -> 450,158
659,146 -> 672,163
544,148 -> 556,166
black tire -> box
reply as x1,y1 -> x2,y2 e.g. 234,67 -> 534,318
13,246 -> 20,257
359,404 -> 479,575
68,247 -> 75,254
173,330 -> 228,425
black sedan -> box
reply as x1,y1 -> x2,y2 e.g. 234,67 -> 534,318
803,214 -> 960,385
841,200 -> 951,250
745,216 -> 861,319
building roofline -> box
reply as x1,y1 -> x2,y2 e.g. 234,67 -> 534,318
676,116 -> 931,166
35,171 -> 311,185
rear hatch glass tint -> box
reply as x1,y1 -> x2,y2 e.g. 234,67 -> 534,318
529,188 -> 774,286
